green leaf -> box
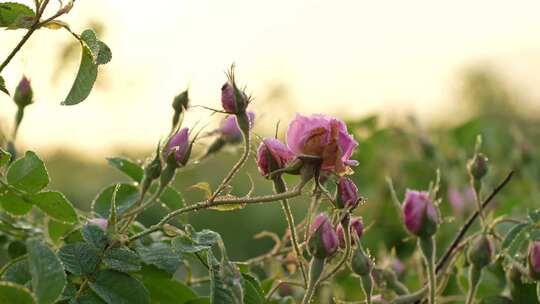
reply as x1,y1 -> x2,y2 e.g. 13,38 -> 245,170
185,299 -> 210,304
82,224 -> 108,250
193,229 -> 221,247
80,29 -> 111,65
172,236 -> 209,254
26,238 -> 66,304
92,183 -> 139,218
7,240 -> 27,259
89,269 -> 150,304
96,41 -> 112,65
208,251 -> 243,304
501,223 -> 530,251
0,2 -> 35,28
30,191 -> 78,224
0,75 -> 9,96
139,266 -> 197,304
107,157 -> 144,182
136,242 -> 182,275
58,242 -> 100,275
2,259 -> 31,285
0,282 -> 36,304
103,247 -> 141,272
242,274 -> 264,304
159,187 -> 183,211
528,209 -> 540,224
7,151 -> 49,193
0,189 -> 33,215
0,147 -> 11,166
47,219 -> 75,244
62,41 -> 97,105
73,290 -> 107,304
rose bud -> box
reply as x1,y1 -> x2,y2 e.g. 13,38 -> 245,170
221,81 -> 248,114
171,89 -> 189,128
467,235 -> 493,269
286,114 -> 358,175
220,111 -> 255,142
337,217 -> 364,248
308,213 -> 339,259
402,190 -> 438,238
13,76 -> 33,108
256,138 -> 294,177
351,244 -> 373,276
468,153 -> 488,180
336,177 -> 359,209
165,128 -> 191,167
528,240 -> 540,280
88,218 -> 108,231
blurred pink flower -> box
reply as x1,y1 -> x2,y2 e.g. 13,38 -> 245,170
220,111 -> 255,141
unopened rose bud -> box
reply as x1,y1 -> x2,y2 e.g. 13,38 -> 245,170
351,245 -> 373,276
528,240 -> 540,280
308,213 -> 339,259
256,138 -> 294,177
337,217 -> 364,248
336,177 -> 359,209
467,235 -> 493,269
88,218 -> 108,231
165,128 -> 191,167
220,111 -> 255,142
221,81 -> 248,114
13,76 -> 33,108
468,153 -> 488,180
402,190 -> 438,238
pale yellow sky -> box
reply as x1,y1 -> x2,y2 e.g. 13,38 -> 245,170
1,0 -> 539,157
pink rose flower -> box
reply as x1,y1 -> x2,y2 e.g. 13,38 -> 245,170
286,114 -> 358,174
402,190 -> 438,237
256,138 -> 294,177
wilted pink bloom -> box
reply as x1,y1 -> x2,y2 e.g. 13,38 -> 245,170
88,218 -> 108,231
308,213 -> 339,258
256,138 -> 294,177
337,177 -> 359,209
529,241 -> 540,280
286,114 -> 358,174
165,128 -> 190,165
220,111 -> 255,141
402,190 -> 438,237
448,186 -> 475,216
337,217 -> 364,248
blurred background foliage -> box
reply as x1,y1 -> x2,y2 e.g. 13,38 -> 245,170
2,65 -> 539,302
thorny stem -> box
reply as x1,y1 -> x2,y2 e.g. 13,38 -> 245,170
304,192 -> 321,242
302,257 -> 325,304
127,181 -> 307,242
435,171 -> 514,274
273,176 -> 308,287
419,237 -> 437,304
0,0 -> 51,73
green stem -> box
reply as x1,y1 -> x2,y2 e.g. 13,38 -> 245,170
302,257 -> 325,304
419,236 -> 436,304
360,273 -> 373,304
466,265 -> 482,304
273,176 -> 308,286
537,282 -> 540,303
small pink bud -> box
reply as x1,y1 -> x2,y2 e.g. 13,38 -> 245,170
336,177 -> 359,209
165,128 -> 191,166
308,213 -> 339,259
256,138 -> 294,177
337,217 -> 364,248
13,76 -> 33,108
221,82 -> 237,113
220,111 -> 255,142
402,190 -> 438,238
88,218 -> 108,231
529,241 -> 540,280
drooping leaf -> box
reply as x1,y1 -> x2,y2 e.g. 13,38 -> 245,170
58,242 -> 100,275
0,2 -> 35,28
26,238 -> 66,304
7,151 -> 49,193
96,41 -> 112,65
103,247 -> 141,272
30,191 -> 78,224
0,147 -> 11,166
0,75 -> 9,96
0,282 -> 36,304
0,189 -> 33,215
62,41 -> 97,105
136,242 -> 182,275
92,183 -> 139,218
139,266 -> 197,304
106,157 -> 144,182
89,269 -> 150,304
82,224 -> 108,250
